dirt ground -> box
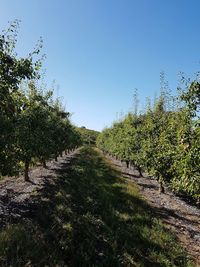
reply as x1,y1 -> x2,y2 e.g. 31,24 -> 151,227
107,156 -> 200,266
0,150 -> 79,227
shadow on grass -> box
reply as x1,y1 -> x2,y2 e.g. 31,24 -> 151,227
0,147 -> 194,267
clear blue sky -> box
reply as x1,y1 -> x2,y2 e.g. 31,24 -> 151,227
1,0 -> 200,131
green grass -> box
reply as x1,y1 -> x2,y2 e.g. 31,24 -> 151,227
0,146 -> 194,266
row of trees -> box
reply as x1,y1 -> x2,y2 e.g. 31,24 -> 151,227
0,21 -> 81,181
97,78 -> 200,202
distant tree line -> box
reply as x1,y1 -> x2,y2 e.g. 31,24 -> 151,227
97,76 -> 200,203
77,126 -> 99,145
0,21 -> 81,181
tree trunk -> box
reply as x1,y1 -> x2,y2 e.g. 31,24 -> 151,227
159,180 -> 165,193
137,166 -> 143,177
55,155 -> 58,162
42,159 -> 47,168
126,160 -> 129,168
24,160 -> 30,181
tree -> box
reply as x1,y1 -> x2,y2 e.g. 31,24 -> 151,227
0,21 -> 41,176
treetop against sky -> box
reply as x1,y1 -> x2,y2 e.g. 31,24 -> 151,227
1,0 -> 200,131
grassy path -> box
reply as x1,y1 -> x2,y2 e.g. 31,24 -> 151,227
0,146 -> 194,266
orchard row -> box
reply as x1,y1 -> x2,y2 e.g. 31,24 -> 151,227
0,21 -> 81,180
97,82 -> 200,202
